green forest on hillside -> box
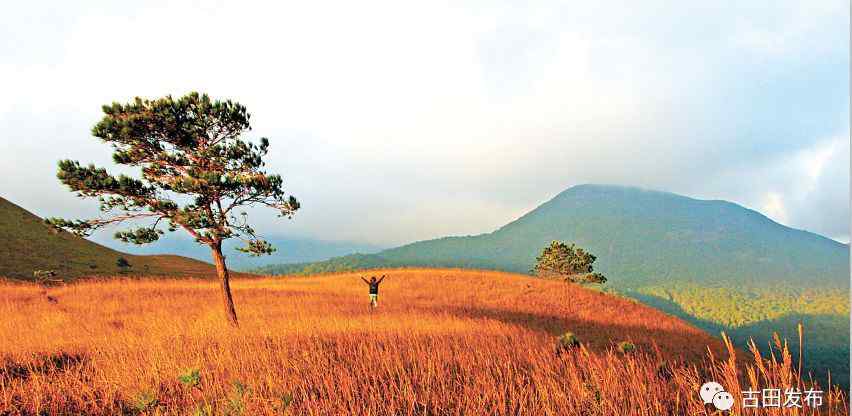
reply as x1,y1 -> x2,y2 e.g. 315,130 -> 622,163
624,283 -> 849,386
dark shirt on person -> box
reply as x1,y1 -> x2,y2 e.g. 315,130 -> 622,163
363,276 -> 384,294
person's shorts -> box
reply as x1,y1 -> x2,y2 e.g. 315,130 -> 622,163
369,294 -> 378,302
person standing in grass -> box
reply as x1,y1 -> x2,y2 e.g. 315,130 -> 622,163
360,275 -> 385,308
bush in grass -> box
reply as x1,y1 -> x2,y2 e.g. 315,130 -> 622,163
116,257 -> 132,273
617,341 -> 636,354
275,393 -> 294,413
192,404 -> 214,416
131,390 -> 158,413
555,332 -> 580,355
226,380 -> 249,415
178,368 -> 201,388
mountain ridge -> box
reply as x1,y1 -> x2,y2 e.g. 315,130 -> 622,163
365,184 -> 848,289
257,184 -> 849,282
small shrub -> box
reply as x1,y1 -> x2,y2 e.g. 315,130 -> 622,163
117,257 -> 132,272
131,390 -> 158,413
192,404 -> 214,416
232,380 -> 249,395
583,382 -> 602,404
555,332 -> 580,354
274,393 -> 294,414
226,380 -> 249,415
178,368 -> 201,388
617,341 -> 636,354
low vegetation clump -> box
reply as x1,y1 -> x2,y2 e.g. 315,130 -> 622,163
617,341 -> 636,354
116,257 -> 132,273
131,391 -> 158,413
556,332 -> 581,354
0,269 -> 845,415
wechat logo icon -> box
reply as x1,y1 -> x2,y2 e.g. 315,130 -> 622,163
700,381 -> 734,411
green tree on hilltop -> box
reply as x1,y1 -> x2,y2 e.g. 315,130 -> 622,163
533,240 -> 607,284
47,92 -> 299,326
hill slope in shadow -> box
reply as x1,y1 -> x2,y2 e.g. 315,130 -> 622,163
0,196 -> 243,281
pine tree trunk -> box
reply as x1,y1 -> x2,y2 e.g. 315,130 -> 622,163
211,242 -> 239,327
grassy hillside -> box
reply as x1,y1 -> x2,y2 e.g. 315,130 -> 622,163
256,185 -> 850,386
0,196 -> 242,281
1,269 -> 844,415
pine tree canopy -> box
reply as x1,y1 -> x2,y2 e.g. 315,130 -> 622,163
47,92 -> 299,256
532,240 -> 607,284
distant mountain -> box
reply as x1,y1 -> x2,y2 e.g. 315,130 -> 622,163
94,234 -> 383,271
0,196 -> 242,281
384,184 -> 848,285
262,184 -> 850,385
265,185 -> 848,285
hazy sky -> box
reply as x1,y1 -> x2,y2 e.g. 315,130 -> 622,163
1,0 -> 849,246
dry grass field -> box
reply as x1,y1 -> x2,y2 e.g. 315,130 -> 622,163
0,268 -> 846,415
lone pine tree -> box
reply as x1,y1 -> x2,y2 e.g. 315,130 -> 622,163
47,92 -> 299,326
532,241 -> 607,284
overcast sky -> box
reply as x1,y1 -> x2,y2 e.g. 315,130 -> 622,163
1,0 -> 848,246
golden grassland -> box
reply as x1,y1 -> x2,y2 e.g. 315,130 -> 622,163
0,268 -> 846,415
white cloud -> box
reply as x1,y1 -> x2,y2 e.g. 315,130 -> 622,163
702,135 -> 849,242
728,0 -> 846,56
799,138 -> 841,186
0,1 -> 848,245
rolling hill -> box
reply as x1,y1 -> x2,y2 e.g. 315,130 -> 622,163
0,196 -> 241,281
1,269 -> 780,414
257,184 -> 850,385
